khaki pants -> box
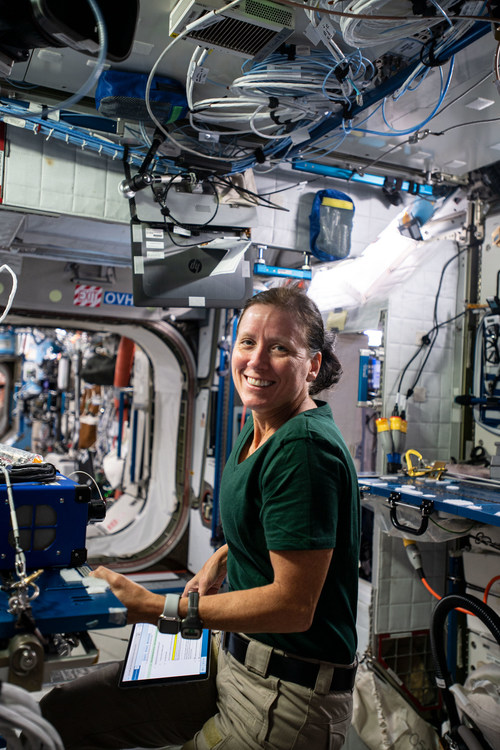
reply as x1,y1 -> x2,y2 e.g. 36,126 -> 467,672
186,641 -> 353,750
41,635 -> 353,750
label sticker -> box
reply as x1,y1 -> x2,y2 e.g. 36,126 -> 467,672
103,291 -> 134,307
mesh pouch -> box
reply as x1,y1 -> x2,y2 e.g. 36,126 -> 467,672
309,188 -> 355,262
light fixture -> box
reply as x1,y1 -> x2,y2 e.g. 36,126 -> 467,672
465,97 -> 495,111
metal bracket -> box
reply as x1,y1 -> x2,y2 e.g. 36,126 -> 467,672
66,263 -> 116,285
387,491 -> 434,536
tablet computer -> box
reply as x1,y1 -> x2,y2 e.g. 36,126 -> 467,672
119,622 -> 211,688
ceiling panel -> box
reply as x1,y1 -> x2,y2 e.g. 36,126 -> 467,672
2,2 -> 500,184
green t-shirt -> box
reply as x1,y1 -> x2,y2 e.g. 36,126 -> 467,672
220,401 -> 360,664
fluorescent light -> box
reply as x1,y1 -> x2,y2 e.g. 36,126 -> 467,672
466,97 -> 495,110
444,159 -> 467,169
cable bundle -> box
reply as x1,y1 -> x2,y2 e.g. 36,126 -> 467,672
0,681 -> 63,750
338,0 -> 470,47
188,47 -> 372,144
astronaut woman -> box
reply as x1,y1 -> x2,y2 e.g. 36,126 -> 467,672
41,284 -> 360,750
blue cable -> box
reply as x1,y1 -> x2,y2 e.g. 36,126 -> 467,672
381,57 -> 454,136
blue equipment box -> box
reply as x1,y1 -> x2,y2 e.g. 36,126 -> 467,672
1,474 -> 92,570
0,568 -> 128,638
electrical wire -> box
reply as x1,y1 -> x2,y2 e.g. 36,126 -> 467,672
404,539 -> 474,615
68,469 -> 106,504
381,57 -> 455,136
0,682 -> 63,750
0,263 -> 18,324
338,0 -> 473,47
144,0 -> 246,166
397,246 -> 467,400
429,115 -> 500,135
484,574 -> 500,603
276,0 -> 499,24
1,464 -> 26,580
429,515 -> 476,534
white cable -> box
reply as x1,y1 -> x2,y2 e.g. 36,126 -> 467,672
68,469 -> 106,504
1,463 -> 26,580
0,682 -> 63,750
305,0 -> 345,60
145,0 -> 244,163
338,0 -> 462,47
0,263 -> 18,324
45,0 -> 108,115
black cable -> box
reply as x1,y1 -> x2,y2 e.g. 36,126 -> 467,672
429,116 -> 500,136
213,176 -> 289,211
398,246 -> 467,398
155,175 -> 221,230
256,177 -> 322,197
407,310 -> 467,397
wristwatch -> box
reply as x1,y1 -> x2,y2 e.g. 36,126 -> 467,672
157,593 -> 181,634
180,591 -> 203,640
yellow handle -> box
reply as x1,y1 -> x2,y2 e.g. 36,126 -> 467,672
405,449 -> 425,476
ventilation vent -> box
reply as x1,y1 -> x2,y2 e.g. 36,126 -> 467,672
169,0 -> 294,59
189,17 -> 278,58
244,0 -> 293,27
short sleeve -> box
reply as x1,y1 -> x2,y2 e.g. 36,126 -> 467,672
260,436 -> 347,551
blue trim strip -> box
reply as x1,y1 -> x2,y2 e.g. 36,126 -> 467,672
292,161 -> 434,197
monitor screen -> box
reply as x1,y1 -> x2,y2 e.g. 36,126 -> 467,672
119,622 -> 211,687
131,221 -> 253,308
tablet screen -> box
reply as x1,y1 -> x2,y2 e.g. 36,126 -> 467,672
119,622 -> 211,688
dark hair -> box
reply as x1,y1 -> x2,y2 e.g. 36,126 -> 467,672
238,285 -> 342,395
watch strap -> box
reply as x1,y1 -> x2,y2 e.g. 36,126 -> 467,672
162,593 -> 181,620
158,592 -> 181,633
187,590 -> 199,616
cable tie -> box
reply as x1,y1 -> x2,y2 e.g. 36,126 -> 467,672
254,147 -> 266,164
334,63 -> 350,83
270,110 -> 281,125
45,128 -> 54,141
342,101 -> 355,119
269,97 -> 279,110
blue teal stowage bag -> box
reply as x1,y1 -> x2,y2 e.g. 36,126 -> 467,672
95,70 -> 188,124
309,188 -> 355,262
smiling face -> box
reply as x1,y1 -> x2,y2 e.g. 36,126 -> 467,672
231,304 -> 321,425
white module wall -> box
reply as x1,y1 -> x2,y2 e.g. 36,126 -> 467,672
383,238 -> 462,464
253,166 -> 403,259
2,124 -> 130,222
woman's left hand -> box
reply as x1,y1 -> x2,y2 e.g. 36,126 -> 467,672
90,566 -> 164,624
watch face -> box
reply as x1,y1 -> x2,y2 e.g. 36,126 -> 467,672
181,625 -> 202,639
158,617 -> 180,635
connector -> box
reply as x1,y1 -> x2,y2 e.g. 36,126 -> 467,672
403,538 -> 424,576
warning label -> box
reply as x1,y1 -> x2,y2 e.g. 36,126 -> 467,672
73,285 -> 103,307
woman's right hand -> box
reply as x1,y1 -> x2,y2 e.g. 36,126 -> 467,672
182,544 -> 228,597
